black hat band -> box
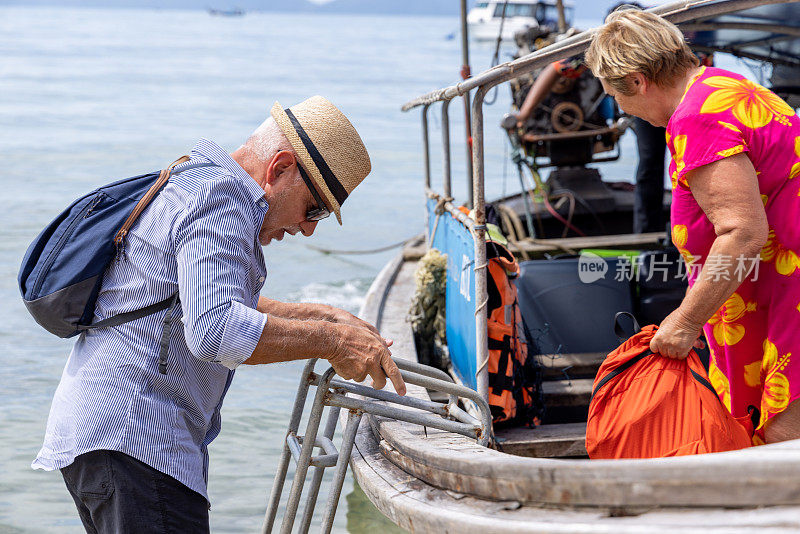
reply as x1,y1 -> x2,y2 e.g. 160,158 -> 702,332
284,108 -> 349,205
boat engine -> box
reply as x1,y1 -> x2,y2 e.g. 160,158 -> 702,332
509,27 -> 623,168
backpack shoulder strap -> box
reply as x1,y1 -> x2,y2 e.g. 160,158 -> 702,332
113,155 -> 190,248
76,294 -> 176,331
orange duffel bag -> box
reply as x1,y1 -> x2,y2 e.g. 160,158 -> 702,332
586,312 -> 758,459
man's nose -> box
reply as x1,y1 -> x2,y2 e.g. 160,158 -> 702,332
300,220 -> 318,237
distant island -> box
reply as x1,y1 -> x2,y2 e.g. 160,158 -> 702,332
1,0 -> 614,20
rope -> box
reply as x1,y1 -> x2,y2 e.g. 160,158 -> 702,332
305,236 -> 415,255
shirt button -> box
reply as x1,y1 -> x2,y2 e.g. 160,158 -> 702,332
258,276 -> 265,283
258,201 -> 267,208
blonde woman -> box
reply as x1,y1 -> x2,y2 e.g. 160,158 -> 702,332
585,9 -> 800,443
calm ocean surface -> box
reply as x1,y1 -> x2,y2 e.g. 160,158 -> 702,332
1,5 -> 738,532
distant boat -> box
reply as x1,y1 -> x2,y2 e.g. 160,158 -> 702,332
467,0 -> 574,41
207,7 -> 245,16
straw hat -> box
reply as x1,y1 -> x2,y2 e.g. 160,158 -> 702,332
271,96 -> 371,224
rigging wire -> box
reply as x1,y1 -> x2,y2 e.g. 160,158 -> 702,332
305,236 -> 417,255
484,0 -> 510,106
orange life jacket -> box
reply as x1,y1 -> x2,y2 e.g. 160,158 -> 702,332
586,313 -> 757,459
486,242 -> 543,427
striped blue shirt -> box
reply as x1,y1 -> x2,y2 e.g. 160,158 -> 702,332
32,139 -> 269,501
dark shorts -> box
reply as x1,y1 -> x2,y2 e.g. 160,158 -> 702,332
61,450 -> 209,534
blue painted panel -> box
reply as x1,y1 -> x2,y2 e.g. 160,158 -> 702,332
427,199 -> 477,390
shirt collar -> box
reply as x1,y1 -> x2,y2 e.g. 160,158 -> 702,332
187,138 -> 270,207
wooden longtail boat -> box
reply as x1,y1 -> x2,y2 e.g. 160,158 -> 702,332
348,1 -> 800,531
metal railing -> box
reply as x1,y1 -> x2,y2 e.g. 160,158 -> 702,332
403,0 -> 799,404
261,357 -> 493,534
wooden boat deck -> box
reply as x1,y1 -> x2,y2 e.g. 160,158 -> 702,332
348,252 -> 800,532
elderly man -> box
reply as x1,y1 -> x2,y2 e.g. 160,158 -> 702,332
32,96 -> 405,533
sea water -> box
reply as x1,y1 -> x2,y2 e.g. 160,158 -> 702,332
0,6 -> 658,532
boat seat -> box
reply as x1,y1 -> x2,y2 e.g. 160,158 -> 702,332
514,257 -> 634,356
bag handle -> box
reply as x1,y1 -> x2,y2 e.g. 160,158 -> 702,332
613,311 -> 641,343
113,155 -> 190,248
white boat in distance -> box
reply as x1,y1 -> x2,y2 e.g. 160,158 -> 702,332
467,0 -> 575,41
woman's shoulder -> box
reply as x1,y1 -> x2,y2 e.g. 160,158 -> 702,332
671,66 -> 796,134
674,67 -> 745,115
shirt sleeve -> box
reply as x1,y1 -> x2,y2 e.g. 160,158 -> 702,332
553,56 -> 586,79
173,175 -> 266,370
670,110 -> 749,185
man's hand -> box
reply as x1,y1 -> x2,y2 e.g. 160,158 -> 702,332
326,307 -> 393,347
328,324 -> 406,396
650,308 -> 705,359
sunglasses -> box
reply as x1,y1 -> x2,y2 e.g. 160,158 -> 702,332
297,164 -> 331,222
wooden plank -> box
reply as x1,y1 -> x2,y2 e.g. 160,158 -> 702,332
405,233 -> 666,260
495,423 -> 588,458
538,352 -> 606,379
508,232 -> 666,255
542,378 -> 593,407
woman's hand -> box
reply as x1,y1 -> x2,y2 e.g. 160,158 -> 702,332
650,308 -> 706,359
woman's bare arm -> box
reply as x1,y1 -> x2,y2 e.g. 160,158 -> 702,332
650,152 -> 769,358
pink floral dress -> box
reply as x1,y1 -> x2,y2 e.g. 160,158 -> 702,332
667,66 -> 800,437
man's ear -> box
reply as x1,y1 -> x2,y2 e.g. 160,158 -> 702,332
266,151 -> 296,186
631,72 -> 648,95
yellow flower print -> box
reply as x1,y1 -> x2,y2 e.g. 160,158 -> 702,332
700,76 -> 795,129
718,120 -> 742,134
717,145 -> 745,158
709,355 -> 732,411
707,292 -> 756,346
757,338 -> 792,427
761,194 -> 769,207
671,224 -> 695,265
790,136 -> 800,180
744,359 -> 762,388
760,229 -> 800,275
670,134 -> 690,189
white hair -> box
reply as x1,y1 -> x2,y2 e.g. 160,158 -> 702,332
241,116 -> 295,162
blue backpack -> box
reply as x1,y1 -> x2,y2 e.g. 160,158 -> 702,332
18,156 -> 205,348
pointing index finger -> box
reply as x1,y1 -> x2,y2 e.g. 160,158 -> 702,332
381,354 -> 406,396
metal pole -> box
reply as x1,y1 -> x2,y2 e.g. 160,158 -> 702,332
319,410 -> 364,534
262,359 -> 318,534
471,86 -> 490,405
279,368 -> 336,534
556,0 -> 567,33
441,99 -> 452,199
297,405 -> 341,534
422,104 -> 431,188
460,0 -> 474,208
460,0 -> 470,74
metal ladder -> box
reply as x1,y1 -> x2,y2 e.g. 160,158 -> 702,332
261,357 -> 493,534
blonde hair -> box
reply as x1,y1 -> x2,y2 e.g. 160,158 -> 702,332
585,9 -> 698,95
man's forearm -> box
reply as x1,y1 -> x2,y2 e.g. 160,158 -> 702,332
257,296 -> 334,322
243,314 -> 339,365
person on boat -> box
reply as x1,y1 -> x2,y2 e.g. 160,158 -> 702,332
585,10 -> 800,443
511,3 -> 672,235
31,95 -> 406,533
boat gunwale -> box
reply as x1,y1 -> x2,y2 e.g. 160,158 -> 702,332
357,253 -> 800,509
